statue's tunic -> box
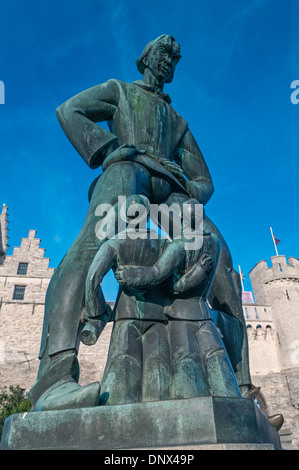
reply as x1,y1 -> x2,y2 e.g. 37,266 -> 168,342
57,79 -> 214,205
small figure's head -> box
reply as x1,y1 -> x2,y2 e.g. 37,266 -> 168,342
136,35 -> 182,85
182,198 -> 204,231
122,194 -> 150,223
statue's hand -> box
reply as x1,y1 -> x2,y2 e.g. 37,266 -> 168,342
80,303 -> 113,323
173,279 -> 184,294
115,265 -> 157,288
159,158 -> 184,179
199,254 -> 214,274
102,144 -> 146,170
114,266 -> 128,285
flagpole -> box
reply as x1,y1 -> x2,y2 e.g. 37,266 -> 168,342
270,226 -> 279,256
238,265 -> 245,291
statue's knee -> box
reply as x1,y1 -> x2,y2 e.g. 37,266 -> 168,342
109,353 -> 141,369
204,346 -> 227,362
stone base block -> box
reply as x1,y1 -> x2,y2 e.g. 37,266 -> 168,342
0,396 -> 282,450
135,444 -> 277,450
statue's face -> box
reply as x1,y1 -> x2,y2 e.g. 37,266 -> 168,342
144,39 -> 181,84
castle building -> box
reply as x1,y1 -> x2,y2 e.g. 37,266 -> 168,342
242,256 -> 299,450
0,203 -> 298,449
0,204 -> 55,387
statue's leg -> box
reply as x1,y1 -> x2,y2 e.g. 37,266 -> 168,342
29,162 -> 152,410
169,320 -> 209,399
100,320 -> 143,405
141,321 -> 171,402
195,320 -> 241,397
204,216 -> 252,396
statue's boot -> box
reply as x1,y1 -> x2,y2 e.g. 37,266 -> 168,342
32,379 -> 108,412
267,414 -> 284,432
245,386 -> 284,432
246,385 -> 261,398
28,351 -> 109,411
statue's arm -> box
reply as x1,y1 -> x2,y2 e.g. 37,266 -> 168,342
84,242 -> 117,319
115,242 -> 185,288
175,129 -> 214,205
80,243 -> 117,346
173,261 -> 209,293
56,80 -> 120,169
174,238 -> 220,294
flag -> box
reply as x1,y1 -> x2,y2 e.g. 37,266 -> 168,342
239,265 -> 245,282
270,227 -> 280,256
273,234 -> 281,245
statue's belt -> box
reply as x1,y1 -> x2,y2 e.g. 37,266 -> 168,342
114,298 -> 212,322
132,153 -> 188,195
88,153 -> 189,201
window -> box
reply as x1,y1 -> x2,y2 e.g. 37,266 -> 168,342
13,285 -> 26,300
17,262 -> 28,275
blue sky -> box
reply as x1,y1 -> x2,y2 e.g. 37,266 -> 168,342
1,0 -> 298,299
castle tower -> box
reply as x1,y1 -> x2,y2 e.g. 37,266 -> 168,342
249,255 -> 299,371
248,255 -> 299,449
0,204 -> 9,264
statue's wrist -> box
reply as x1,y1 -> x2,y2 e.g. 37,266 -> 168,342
105,139 -> 120,156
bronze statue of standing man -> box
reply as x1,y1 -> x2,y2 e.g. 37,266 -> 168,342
28,35 -> 252,411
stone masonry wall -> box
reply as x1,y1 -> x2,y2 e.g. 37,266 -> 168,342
0,302 -> 45,389
0,229 -> 54,390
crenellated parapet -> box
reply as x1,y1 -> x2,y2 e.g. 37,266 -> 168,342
249,255 -> 299,305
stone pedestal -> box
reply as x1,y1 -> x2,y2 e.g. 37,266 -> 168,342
0,396 -> 282,450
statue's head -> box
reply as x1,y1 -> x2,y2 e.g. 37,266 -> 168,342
121,194 -> 150,224
136,35 -> 182,85
182,198 -> 204,231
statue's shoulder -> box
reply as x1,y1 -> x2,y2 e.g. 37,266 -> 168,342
105,79 -> 138,101
106,78 -> 134,92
